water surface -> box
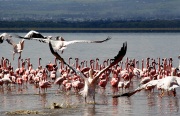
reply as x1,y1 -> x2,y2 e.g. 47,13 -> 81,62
0,32 -> 180,116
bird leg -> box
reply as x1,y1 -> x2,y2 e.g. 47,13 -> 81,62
19,53 -> 21,60
85,97 -> 87,103
61,50 -> 64,54
160,90 -> 164,97
13,53 -> 15,60
172,89 -> 176,97
93,94 -> 95,104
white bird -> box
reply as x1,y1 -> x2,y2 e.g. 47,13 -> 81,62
113,76 -> 180,98
157,76 -> 180,96
49,40 -> 127,103
0,33 -> 12,44
16,30 -> 111,53
16,30 -> 45,39
6,37 -> 25,60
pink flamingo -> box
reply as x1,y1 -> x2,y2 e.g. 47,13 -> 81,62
39,80 -> 52,93
98,73 -> 108,89
72,74 -> 84,93
46,58 -> 57,72
110,69 -> 120,94
54,75 -> 66,89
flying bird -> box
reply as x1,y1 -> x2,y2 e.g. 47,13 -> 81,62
0,33 -> 12,44
49,41 -> 127,103
6,37 -> 25,60
15,30 -> 45,40
16,30 -> 111,53
113,76 -> 180,98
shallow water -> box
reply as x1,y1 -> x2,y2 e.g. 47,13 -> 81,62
0,32 -> 180,116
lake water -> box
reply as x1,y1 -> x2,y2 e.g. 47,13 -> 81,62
0,32 -> 180,116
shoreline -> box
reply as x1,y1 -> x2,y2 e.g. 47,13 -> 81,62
1,28 -> 180,32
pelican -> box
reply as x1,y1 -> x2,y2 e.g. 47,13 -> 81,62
0,33 -> 12,44
113,76 -> 180,98
49,40 -> 127,103
15,30 -> 45,39
16,30 -> 111,53
6,37 -> 25,60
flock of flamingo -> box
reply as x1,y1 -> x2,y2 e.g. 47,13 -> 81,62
0,30 -> 180,104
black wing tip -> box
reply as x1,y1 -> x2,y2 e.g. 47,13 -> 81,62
14,34 -> 31,40
112,92 -> 131,98
113,41 -> 127,61
107,36 -> 111,40
103,36 -> 111,42
14,34 -> 23,38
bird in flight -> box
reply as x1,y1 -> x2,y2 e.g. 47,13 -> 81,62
16,30 -> 111,53
49,40 -> 127,103
0,33 -> 12,44
15,30 -> 45,40
112,76 -> 180,98
6,37 -> 25,60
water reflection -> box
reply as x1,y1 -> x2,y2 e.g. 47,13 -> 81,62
39,93 -> 47,108
83,104 -> 95,116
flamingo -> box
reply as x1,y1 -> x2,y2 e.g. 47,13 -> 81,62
16,30 -> 111,53
49,40 -> 127,103
6,37 -> 25,60
1,72 -> 12,86
54,75 -> 66,89
39,80 -> 52,93
118,81 -> 124,92
0,33 -> 12,44
98,73 -> 108,89
72,74 -> 84,93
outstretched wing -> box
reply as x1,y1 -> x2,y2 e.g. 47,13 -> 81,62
6,38 -> 16,47
49,41 -> 88,80
0,33 -> 12,44
92,42 -> 127,83
15,34 -> 50,43
15,30 -> 45,39
14,30 -> 49,44
63,37 -> 111,46
49,41 -> 77,73
112,79 -> 159,98
0,36 -> 3,43
24,30 -> 45,39
112,87 -> 142,98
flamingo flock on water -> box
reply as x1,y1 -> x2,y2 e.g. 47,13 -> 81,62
1,30 -> 180,104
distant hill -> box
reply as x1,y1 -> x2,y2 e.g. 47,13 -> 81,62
1,0 -> 180,21
1,20 -> 180,32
